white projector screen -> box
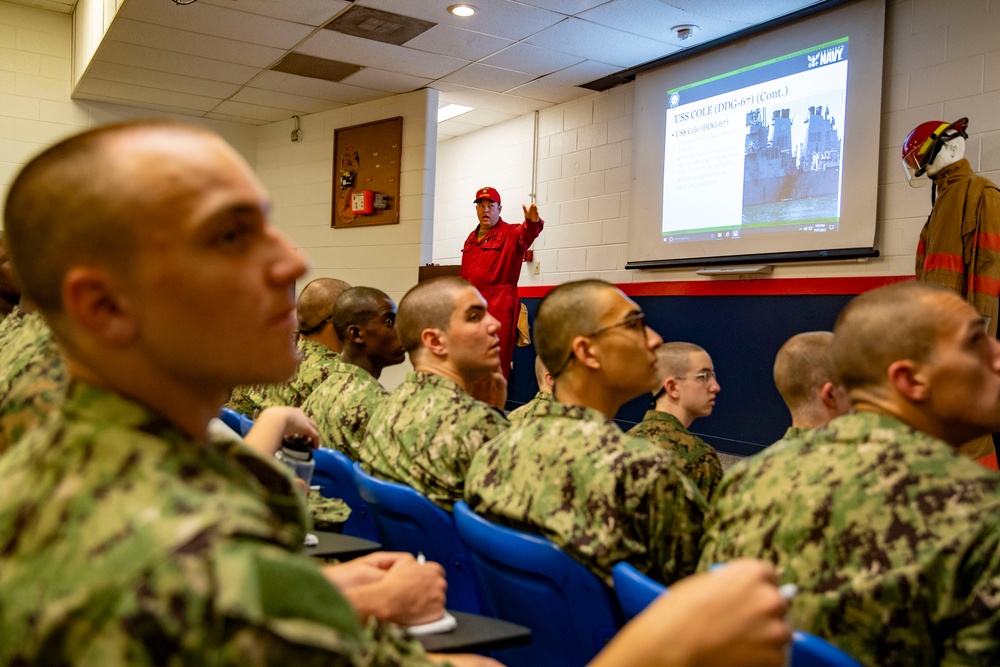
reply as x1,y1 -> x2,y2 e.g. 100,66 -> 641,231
628,0 -> 885,269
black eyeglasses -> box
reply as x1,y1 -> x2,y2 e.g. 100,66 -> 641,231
551,312 -> 647,378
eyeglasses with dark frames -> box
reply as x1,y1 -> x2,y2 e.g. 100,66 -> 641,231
551,312 -> 647,378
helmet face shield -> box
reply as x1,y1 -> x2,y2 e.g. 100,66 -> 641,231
901,117 -> 968,188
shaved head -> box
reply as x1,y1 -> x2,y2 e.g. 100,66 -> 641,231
773,332 -> 835,411
655,342 -> 705,384
396,276 -> 470,354
535,280 -> 615,375
4,120 -> 213,312
297,278 -> 351,334
332,286 -> 389,340
833,281 -> 947,393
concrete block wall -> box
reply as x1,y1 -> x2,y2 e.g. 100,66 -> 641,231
256,88 -> 439,390
433,0 -> 1000,285
0,2 -> 256,223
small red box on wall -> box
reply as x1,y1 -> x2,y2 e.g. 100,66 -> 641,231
351,190 -> 375,215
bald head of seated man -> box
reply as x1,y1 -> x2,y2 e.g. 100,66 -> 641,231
700,281 -> 1000,667
772,331 -> 851,438
359,276 -> 510,510
0,119 -> 500,667
466,279 -> 708,586
297,277 -> 352,352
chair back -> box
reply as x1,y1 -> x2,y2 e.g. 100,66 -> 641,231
791,632 -> 863,667
611,562 -> 861,667
219,407 -> 254,436
352,464 -> 485,614
311,449 -> 379,541
453,501 -> 624,667
611,561 -> 665,619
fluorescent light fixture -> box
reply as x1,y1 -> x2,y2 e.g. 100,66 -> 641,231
438,104 -> 474,123
448,4 -> 476,17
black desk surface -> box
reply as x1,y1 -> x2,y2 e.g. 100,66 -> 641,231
304,531 -> 381,560
417,611 -> 532,654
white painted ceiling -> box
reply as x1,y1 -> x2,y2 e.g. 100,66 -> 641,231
8,0 -> 833,139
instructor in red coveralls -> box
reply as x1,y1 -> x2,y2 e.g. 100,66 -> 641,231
459,186 -> 544,379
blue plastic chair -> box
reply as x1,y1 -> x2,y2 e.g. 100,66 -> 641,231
611,561 -> 667,619
611,562 -> 862,667
351,464 -> 486,614
312,449 -> 379,541
219,407 -> 254,436
453,501 -> 625,667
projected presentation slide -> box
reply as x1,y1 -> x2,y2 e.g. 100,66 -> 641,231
662,38 -> 848,243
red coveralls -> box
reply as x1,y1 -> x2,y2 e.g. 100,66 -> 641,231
459,216 -> 543,378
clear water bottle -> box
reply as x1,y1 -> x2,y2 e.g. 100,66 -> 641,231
274,434 -> 315,487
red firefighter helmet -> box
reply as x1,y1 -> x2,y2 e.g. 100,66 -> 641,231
901,117 -> 968,187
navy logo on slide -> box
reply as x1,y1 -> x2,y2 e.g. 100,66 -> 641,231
669,92 -> 680,108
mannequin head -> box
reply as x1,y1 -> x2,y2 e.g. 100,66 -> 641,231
902,117 -> 968,187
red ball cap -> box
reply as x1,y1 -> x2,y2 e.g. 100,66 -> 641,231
473,186 -> 501,205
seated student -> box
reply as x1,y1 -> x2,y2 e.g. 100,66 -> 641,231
229,277 -> 350,418
772,331 -> 851,438
0,119 -> 493,666
466,279 -> 708,586
302,286 -> 406,458
360,276 -> 509,510
628,342 -> 723,500
506,354 -> 553,423
699,281 -> 1000,667
0,291 -> 67,453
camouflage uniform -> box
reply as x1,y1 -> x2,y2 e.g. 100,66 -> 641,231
627,410 -> 723,500
228,339 -> 340,418
699,411 -> 1000,667
782,425 -> 808,439
506,390 -> 552,424
465,400 -> 708,586
360,371 -> 509,511
0,306 -> 67,453
0,380 -> 438,666
301,358 -> 388,460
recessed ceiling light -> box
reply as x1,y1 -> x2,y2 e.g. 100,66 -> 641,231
448,4 -> 477,18
438,104 -> 474,123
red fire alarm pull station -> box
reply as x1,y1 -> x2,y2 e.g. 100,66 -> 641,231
351,190 -> 375,215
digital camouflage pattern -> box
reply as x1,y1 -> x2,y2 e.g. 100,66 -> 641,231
307,493 -> 352,530
360,371 -> 509,511
465,400 -> 708,586
0,306 -> 67,453
505,390 -> 552,424
627,410 -> 723,501
228,339 -> 340,418
699,411 -> 1000,667
302,358 -> 388,460
0,381 -> 440,666
782,425 -> 809,440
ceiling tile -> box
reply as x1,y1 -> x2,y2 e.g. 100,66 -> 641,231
339,67 -> 433,93
356,0 -> 565,41
116,0 -> 316,49
325,5 -> 435,46
95,40 -> 261,85
510,0 -> 611,16
230,87 -> 345,114
404,24 -> 513,61
480,43 -> 584,76
197,0 -> 351,27
666,0 -> 826,24
74,77 -> 220,112
212,99 -> 300,122
83,60 -> 241,98
271,53 -> 362,83
524,17 -> 675,68
297,30 -> 468,79
202,110 -> 267,126
74,93 -> 207,118
246,70 -> 386,105
578,0 -> 748,45
433,82 -> 548,115
439,63 -> 537,93
105,18 -> 286,69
